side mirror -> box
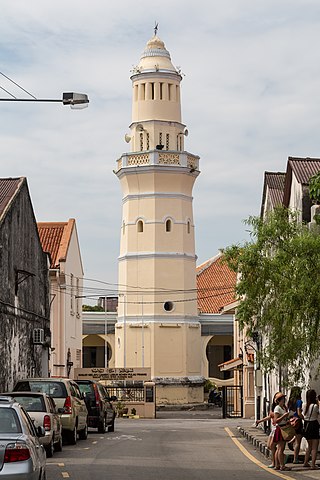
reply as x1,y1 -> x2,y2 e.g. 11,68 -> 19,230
57,407 -> 65,414
37,426 -> 46,437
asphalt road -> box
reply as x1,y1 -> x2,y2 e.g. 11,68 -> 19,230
46,412 -> 320,480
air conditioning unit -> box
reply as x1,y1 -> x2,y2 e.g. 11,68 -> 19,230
33,328 -> 45,345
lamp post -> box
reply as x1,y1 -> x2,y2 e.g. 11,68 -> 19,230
0,92 -> 89,108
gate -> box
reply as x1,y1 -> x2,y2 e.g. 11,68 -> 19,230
222,385 -> 243,418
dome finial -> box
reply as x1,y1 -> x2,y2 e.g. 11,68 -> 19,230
154,21 -> 159,36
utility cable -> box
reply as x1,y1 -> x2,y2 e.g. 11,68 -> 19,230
0,71 -> 37,99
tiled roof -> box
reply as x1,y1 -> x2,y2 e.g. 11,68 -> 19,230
37,219 -> 75,268
196,254 -> 237,314
288,157 -> 320,185
260,172 -> 285,217
283,157 -> 320,207
0,177 -> 24,221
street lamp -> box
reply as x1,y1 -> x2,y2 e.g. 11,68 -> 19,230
0,92 -> 89,109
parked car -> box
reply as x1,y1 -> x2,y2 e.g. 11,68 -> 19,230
4,391 -> 63,457
75,380 -> 116,433
13,378 -> 88,445
0,395 -> 46,479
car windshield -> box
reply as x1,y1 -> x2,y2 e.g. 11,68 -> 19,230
0,407 -> 22,433
77,383 -> 94,397
14,381 -> 67,398
12,395 -> 46,412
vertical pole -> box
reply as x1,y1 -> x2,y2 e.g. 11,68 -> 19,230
104,296 -> 108,368
141,296 -> 144,367
124,294 -> 126,368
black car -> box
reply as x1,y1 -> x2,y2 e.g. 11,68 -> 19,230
75,380 -> 116,433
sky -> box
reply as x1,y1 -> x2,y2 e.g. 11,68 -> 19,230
1,0 -> 320,301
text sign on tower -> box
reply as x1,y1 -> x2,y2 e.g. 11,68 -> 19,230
74,367 -> 151,381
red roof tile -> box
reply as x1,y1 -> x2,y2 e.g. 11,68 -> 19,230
196,254 -> 237,314
37,219 -> 75,268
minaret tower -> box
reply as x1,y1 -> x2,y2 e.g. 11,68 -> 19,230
115,29 -> 203,403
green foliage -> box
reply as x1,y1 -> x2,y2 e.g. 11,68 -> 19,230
203,379 -> 216,393
309,172 -> 320,205
82,304 -> 104,312
223,206 -> 320,385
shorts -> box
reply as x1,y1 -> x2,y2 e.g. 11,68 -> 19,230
304,420 -> 319,440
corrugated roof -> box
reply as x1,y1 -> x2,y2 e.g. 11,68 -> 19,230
0,177 -> 24,220
37,219 -> 75,268
288,157 -> 320,185
196,254 -> 237,314
260,172 -> 285,217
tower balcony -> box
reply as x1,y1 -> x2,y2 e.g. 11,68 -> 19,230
116,150 -> 199,173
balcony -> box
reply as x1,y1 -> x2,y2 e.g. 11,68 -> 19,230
116,150 -> 199,172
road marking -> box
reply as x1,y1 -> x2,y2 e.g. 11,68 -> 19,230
92,441 -> 98,444
224,427 -> 292,480
61,473 -> 70,478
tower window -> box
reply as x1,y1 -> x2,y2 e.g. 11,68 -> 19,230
137,220 -> 144,233
134,85 -> 138,101
176,135 -> 179,150
165,219 -> 172,232
168,84 -> 173,101
187,221 -> 191,234
150,82 -> 155,100
166,134 -> 170,150
140,83 -> 145,100
140,133 -> 144,151
146,133 -> 150,150
159,82 -> 163,100
164,301 -> 174,312
176,85 -> 180,102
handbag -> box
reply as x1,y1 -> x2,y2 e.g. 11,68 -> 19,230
290,417 -> 301,430
280,424 -> 296,441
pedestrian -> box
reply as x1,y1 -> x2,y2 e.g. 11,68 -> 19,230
255,392 -> 280,468
287,386 -> 304,464
273,392 -> 291,471
303,389 -> 319,470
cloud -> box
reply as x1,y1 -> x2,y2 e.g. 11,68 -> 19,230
1,0 -> 320,290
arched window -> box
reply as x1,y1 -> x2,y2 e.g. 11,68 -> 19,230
137,220 -> 144,233
187,221 -> 191,234
165,219 -> 172,232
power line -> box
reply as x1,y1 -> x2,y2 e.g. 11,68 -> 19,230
0,71 -> 37,99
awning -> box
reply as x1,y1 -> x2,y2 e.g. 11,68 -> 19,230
219,357 -> 243,372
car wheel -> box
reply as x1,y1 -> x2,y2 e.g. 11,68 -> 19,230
108,418 -> 115,432
54,434 -> 63,452
45,439 -> 54,458
98,416 -> 106,434
78,422 -> 88,440
67,426 -> 77,445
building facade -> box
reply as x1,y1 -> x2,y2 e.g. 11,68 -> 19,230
0,177 -> 50,390
38,219 -> 84,378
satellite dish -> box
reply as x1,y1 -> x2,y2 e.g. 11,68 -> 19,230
124,134 -> 131,143
184,129 -> 189,137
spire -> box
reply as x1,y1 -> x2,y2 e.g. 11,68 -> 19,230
134,30 -> 178,75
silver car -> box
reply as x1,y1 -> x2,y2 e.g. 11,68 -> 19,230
0,395 -> 46,479
5,392 -> 63,458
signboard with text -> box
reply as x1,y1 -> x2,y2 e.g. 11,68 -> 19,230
74,367 -> 151,382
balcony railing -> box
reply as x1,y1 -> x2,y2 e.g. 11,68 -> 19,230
116,150 -> 199,172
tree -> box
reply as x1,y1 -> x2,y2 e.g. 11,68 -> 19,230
82,304 -> 104,312
223,206 -> 320,385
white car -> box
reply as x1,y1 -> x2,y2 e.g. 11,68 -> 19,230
0,395 -> 46,479
5,392 -> 63,457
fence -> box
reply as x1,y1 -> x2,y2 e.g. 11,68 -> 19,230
222,385 -> 243,418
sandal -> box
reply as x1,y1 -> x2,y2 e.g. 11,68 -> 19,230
303,463 -> 311,468
267,465 -> 275,468
280,466 -> 292,471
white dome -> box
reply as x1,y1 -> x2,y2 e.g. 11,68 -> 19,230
137,35 -> 177,73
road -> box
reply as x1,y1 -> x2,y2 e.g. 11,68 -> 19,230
46,412 -> 319,480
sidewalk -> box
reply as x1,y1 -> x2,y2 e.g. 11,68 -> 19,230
238,423 -> 301,464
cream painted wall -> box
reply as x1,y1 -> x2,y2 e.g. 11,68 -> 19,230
49,225 -> 83,378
